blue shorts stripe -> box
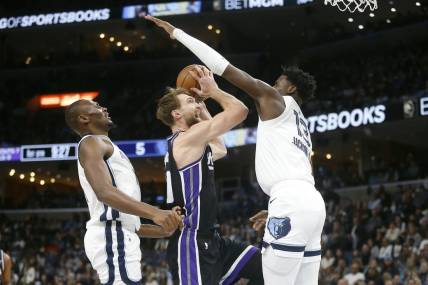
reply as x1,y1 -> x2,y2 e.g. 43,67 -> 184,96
262,241 -> 305,252
304,250 -> 321,257
116,222 -> 141,285
101,221 -> 115,285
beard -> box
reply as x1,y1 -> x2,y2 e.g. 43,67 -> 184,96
184,114 -> 200,127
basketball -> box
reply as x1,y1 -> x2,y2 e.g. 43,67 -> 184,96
176,64 -> 201,91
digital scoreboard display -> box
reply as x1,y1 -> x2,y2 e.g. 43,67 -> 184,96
17,141 -> 168,162
21,144 -> 77,162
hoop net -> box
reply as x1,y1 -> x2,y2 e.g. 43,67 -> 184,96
324,0 -> 378,13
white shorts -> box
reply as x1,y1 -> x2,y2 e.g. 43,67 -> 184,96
262,180 -> 326,263
84,221 -> 142,285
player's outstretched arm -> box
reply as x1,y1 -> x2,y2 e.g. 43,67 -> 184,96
79,136 -> 181,232
145,15 -> 284,121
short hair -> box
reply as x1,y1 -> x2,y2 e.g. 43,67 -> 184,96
156,87 -> 191,126
282,66 -> 317,102
64,99 -> 89,135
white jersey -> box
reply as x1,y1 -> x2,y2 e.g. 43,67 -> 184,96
255,96 -> 314,196
77,135 -> 141,231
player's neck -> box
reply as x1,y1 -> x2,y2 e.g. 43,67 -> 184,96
172,122 -> 189,133
80,128 -> 108,137
171,126 -> 187,134
291,94 -> 303,106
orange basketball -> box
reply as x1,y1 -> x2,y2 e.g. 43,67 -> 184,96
176,64 -> 201,92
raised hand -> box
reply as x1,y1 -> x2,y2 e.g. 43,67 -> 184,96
189,65 -> 219,101
144,15 -> 176,39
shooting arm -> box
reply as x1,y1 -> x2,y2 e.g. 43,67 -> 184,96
173,29 -> 284,120
199,102 -> 227,161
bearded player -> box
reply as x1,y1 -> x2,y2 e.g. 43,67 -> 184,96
157,66 -> 263,284
147,16 -> 326,285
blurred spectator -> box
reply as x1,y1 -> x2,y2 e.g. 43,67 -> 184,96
344,261 -> 365,285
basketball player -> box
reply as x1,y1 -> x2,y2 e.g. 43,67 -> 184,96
157,66 -> 263,284
65,99 -> 182,284
0,249 -> 12,285
147,15 -> 326,284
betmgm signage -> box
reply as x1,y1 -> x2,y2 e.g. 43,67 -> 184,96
0,8 -> 110,30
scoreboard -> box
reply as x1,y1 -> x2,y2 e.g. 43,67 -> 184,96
21,144 -> 76,162
18,140 -> 167,162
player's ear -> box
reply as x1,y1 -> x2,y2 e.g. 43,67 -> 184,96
171,110 -> 182,120
78,114 -> 90,124
287,85 -> 297,94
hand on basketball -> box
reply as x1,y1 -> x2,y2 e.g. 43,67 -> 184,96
249,210 -> 268,232
144,15 -> 176,39
153,208 -> 182,233
188,66 -> 218,100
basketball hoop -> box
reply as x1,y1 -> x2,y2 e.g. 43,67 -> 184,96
324,0 -> 378,13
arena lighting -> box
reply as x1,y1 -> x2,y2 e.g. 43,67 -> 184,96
215,29 -> 221,34
30,177 -> 35,182
326,153 -> 332,160
416,2 -> 421,6
99,33 -> 105,39
140,35 -> 146,40
386,19 -> 391,23
116,41 -> 122,47
391,7 -> 396,12
369,13 -> 375,17
9,169 -> 15,176
40,180 -> 45,185
311,151 -> 315,157
50,178 -> 56,183
25,57 -> 31,65
348,18 -> 354,22
109,36 -> 115,42
358,25 -> 364,30
19,174 -> 25,179
39,92 -> 99,108
208,24 -> 213,30
123,46 -> 129,52
30,172 -> 35,177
